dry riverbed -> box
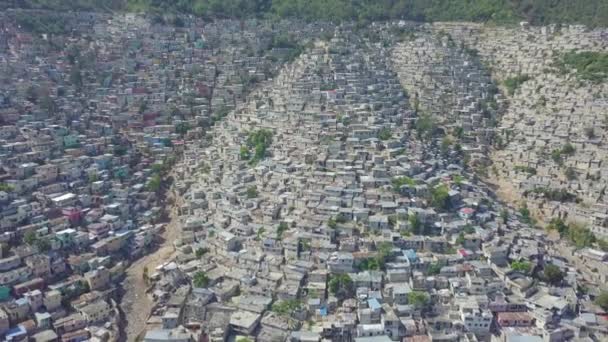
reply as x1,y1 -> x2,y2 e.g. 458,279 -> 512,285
119,193 -> 181,341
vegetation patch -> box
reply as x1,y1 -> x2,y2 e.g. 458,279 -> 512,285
546,218 -> 602,249
14,11 -> 70,34
240,129 -> 273,165
10,1 -> 608,27
415,114 -> 436,141
523,187 -> 579,203
378,127 -> 392,141
391,176 -> 416,192
329,274 -> 354,301
272,299 -> 303,316
513,165 -> 537,175
503,74 -> 531,95
556,51 -> 608,83
192,271 -> 209,288
429,184 -> 450,211
407,291 -> 430,309
511,260 -> 532,273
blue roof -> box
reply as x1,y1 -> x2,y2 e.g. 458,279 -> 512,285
5,326 -> 26,338
355,336 -> 392,342
15,298 -> 28,305
319,306 -> 327,316
507,336 -> 543,342
368,298 -> 381,311
404,249 -> 418,261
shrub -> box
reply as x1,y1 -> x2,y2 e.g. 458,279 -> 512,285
503,74 -> 531,95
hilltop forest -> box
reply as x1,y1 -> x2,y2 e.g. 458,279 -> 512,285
5,0 -> 608,27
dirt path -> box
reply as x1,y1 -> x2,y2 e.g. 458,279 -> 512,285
120,191 -> 182,341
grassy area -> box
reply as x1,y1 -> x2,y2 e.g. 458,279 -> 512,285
503,74 -> 531,95
557,51 -> 608,83
547,218 -> 605,250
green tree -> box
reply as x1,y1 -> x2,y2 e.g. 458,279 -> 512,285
195,247 -> 209,258
0,183 -> 13,192
14,0 -> 608,28
239,146 -> 251,160
597,238 -> 608,252
566,224 -> 596,249
511,260 -> 532,273
440,136 -> 452,155
547,217 -> 569,235
594,292 -> 608,310
378,127 -> 392,140
519,203 -> 532,224
408,213 -> 423,235
452,174 -> 464,185
547,218 -> 597,249
359,258 -> 381,271
277,222 -> 288,239
427,262 -> 442,275
329,274 -> 354,300
407,291 -> 430,309
25,85 -> 39,103
241,129 -> 273,165
415,113 -> 435,141
564,167 -> 577,180
454,126 -> 464,139
193,271 -> 210,288
272,299 -> 302,316
246,186 -> 258,199
430,185 -> 450,210
255,227 -> 266,241
35,238 -> 51,252
40,93 -> 57,115
147,174 -> 162,192
543,264 -> 564,285
558,51 -> 608,83
562,143 -> 576,155
392,176 -> 416,193
300,238 -> 311,252
69,66 -> 83,91
464,225 -> 475,234
551,149 -> 563,165
500,209 -> 509,224
503,74 -> 531,95
375,242 -> 393,267
175,122 -> 191,136
114,145 -> 128,156
23,231 -> 37,245
456,232 -> 466,246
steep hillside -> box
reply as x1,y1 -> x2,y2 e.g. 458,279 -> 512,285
432,23 -> 608,234
5,0 -> 608,27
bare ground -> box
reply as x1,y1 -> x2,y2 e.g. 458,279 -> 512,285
120,192 -> 181,341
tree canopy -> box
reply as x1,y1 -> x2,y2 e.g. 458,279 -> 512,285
429,184 -> 450,211
272,299 -> 303,316
543,264 -> 564,285
10,1 -> 608,27
407,291 -> 430,309
241,129 -> 273,165
595,292 -> 608,311
329,274 -> 354,300
511,260 -> 532,273
192,271 -> 210,288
